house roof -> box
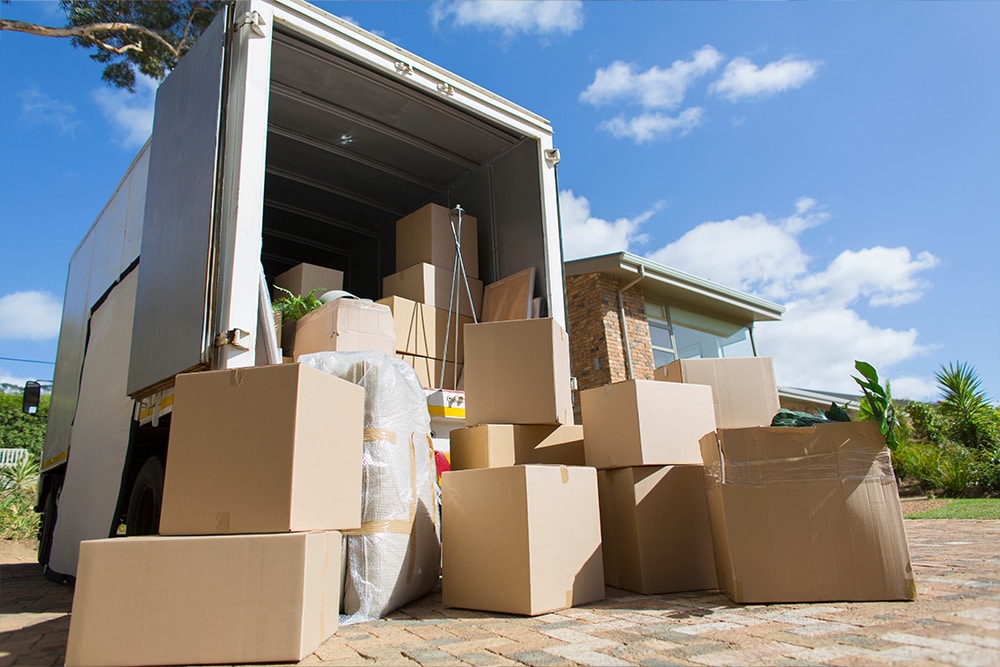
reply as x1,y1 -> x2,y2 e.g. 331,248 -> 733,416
565,251 -> 785,325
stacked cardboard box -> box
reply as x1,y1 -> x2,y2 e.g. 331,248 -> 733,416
655,357 -> 780,428
273,261 -> 344,299
700,422 -> 916,603
442,465 -> 604,616
290,297 -> 395,360
65,364 -> 366,666
382,204 -> 482,387
273,262 -> 395,359
581,379 -> 719,594
443,317 -> 604,615
660,356 -> 915,603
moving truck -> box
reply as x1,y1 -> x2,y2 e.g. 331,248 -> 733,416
34,0 -> 566,580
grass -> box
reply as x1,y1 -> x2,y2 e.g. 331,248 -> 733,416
905,498 -> 1000,519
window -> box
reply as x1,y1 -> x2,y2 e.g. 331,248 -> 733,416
645,302 -> 754,366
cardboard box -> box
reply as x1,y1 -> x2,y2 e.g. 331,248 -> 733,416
481,267 -> 534,322
655,357 -> 780,429
378,295 -> 471,362
273,262 -> 343,299
160,364 -> 364,535
450,424 -> 585,470
397,353 -> 463,390
581,380 -> 716,469
700,422 -> 916,603
442,465 -> 604,616
598,466 -> 717,594
382,262 -> 484,319
65,531 -> 342,667
291,298 -> 396,358
464,318 -> 573,426
396,203 -> 479,279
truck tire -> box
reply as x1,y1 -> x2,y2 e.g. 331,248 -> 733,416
127,457 -> 164,536
37,485 -> 59,566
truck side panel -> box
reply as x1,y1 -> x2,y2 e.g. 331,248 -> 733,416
41,147 -> 150,472
49,271 -> 139,577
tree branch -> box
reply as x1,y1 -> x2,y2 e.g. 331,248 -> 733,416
0,18 -> 181,59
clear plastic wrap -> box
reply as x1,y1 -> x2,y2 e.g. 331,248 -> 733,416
298,351 -> 440,625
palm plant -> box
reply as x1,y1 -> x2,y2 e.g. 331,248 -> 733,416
935,362 -> 998,451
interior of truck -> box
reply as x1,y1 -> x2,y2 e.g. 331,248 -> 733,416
260,28 -> 548,301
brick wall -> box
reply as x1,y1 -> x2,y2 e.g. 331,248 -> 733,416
566,272 -> 655,395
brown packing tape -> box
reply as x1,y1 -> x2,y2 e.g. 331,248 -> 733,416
720,448 -> 894,486
560,465 -> 569,484
215,512 -> 230,532
230,367 -> 245,386
364,427 -> 397,444
343,519 -> 414,536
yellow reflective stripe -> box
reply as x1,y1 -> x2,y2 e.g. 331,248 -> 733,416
138,394 -> 174,421
41,450 -> 68,471
427,404 -> 464,418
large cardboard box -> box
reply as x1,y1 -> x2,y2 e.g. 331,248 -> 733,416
442,465 -> 604,616
382,262 -> 484,319
700,422 -> 916,603
160,364 -> 364,535
464,318 -> 573,426
273,262 -> 343,298
598,466 -> 717,594
397,353 -> 463,390
65,531 -> 342,667
581,380 -> 716,468
396,203 -> 479,279
450,424 -> 585,470
291,298 -> 396,358
655,357 -> 780,429
378,295 -> 471,362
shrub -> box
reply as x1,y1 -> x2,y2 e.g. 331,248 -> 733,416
0,454 -> 41,540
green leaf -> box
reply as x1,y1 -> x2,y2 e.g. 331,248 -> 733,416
854,360 -> 879,384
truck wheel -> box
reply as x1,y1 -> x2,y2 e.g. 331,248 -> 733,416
127,457 -> 164,535
37,486 -> 59,566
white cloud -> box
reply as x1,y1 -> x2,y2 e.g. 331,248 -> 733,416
647,212 -> 811,301
18,85 -> 79,135
600,108 -> 704,144
641,197 -> 938,395
0,369 -> 35,390
710,55 -> 820,102
431,1 -> 583,37
91,74 -> 157,148
755,302 -> 931,396
798,247 -> 939,308
580,46 -> 723,110
559,190 -> 653,260
0,291 -> 63,341
889,376 -> 940,403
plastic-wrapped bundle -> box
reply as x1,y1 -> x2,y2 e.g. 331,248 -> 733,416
298,351 -> 440,624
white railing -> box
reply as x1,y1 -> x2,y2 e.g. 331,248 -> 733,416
0,448 -> 29,468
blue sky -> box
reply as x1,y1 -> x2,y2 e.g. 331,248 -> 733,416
1,0 -> 998,403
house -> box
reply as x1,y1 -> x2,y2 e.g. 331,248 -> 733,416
564,251 -> 784,394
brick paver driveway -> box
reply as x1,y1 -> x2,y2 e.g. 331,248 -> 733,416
2,519 -> 998,666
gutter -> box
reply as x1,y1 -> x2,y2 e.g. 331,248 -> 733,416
617,265 -> 646,380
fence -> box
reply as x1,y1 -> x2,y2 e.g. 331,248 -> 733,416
0,448 -> 29,468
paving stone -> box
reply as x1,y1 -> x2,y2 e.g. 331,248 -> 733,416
505,650 -> 578,666
3,521 -> 1000,667
457,650 -> 523,666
